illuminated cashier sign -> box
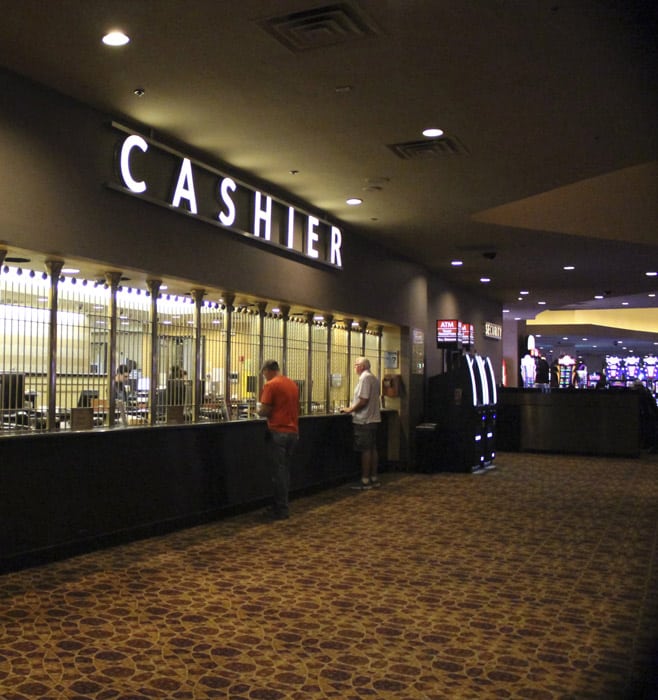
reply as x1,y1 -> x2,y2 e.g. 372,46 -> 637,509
110,125 -> 343,269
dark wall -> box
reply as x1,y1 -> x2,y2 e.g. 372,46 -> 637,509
0,67 -> 428,332
425,277 -> 503,382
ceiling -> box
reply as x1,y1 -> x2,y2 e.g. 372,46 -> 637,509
0,0 -> 657,350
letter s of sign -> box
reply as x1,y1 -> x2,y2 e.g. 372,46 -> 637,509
120,135 -> 148,194
218,177 -> 237,227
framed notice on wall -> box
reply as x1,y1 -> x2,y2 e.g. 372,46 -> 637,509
384,351 -> 399,369
412,328 -> 424,374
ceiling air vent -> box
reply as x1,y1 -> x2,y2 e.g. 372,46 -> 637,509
388,136 -> 470,160
259,3 -> 379,52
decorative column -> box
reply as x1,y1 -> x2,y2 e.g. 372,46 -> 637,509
146,279 -> 162,426
257,302 -> 268,396
344,318 -> 353,400
305,311 -> 314,415
191,289 -> 206,423
359,320 -> 368,356
325,314 -> 334,412
105,271 -> 123,427
376,325 -> 384,381
45,260 -> 64,432
280,305 -> 291,375
222,293 -> 235,417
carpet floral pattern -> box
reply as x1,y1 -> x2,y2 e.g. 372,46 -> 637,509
1,452 -> 657,699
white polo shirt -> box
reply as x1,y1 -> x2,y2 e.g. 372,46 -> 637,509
352,370 -> 381,425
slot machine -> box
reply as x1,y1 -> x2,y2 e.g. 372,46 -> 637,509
420,353 -> 496,472
624,356 -> 641,386
558,355 -> 575,388
644,356 -> 658,395
480,355 -> 497,465
605,356 -> 624,387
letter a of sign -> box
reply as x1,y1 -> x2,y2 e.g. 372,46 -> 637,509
171,158 -> 198,214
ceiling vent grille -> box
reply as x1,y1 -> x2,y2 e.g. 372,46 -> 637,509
259,3 -> 379,52
387,136 -> 470,160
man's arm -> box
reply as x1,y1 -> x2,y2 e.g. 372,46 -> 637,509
257,402 -> 273,418
341,397 -> 368,414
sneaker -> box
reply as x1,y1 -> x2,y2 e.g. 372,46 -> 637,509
369,478 -> 382,488
351,481 -> 372,491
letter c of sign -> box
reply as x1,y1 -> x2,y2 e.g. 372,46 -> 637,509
120,135 -> 148,194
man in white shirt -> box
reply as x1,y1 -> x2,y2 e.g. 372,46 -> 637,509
341,357 -> 381,490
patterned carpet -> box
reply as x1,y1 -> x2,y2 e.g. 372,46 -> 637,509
1,452 -> 657,700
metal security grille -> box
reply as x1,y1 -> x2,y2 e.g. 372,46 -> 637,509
0,263 -> 398,435
200,302 -> 228,421
364,328 -> 381,378
330,322 -> 350,411
311,321 -> 328,412
262,313 -> 284,374
229,306 -> 260,419
287,315 -> 310,414
115,288 -> 152,426
157,296 -> 195,424
350,322 -> 365,362
0,267 -> 50,433
57,279 -> 111,428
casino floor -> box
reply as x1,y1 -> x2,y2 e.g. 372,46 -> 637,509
1,451 -> 657,699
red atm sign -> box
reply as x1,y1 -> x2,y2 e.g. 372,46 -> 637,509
437,319 -> 460,345
436,319 -> 474,347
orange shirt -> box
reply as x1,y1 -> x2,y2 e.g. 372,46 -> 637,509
260,375 -> 299,433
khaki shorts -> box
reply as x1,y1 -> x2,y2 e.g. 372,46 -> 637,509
354,423 -> 378,451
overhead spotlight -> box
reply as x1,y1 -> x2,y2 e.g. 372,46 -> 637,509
102,30 -> 130,46
133,88 -> 145,97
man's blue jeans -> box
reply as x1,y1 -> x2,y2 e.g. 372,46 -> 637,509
267,431 -> 298,516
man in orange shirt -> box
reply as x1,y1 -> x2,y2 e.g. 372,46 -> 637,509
257,360 -> 299,520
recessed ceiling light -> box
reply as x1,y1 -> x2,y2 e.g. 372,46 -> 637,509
649,293 -> 656,298
346,198 -> 363,206
480,277 -> 491,283
538,301 -> 546,305
422,128 -> 444,138
520,290 -> 529,295
61,267 -> 80,274
451,260 -> 463,266
621,301 -> 629,306
102,30 -> 130,46
563,265 -> 575,271
503,309 -> 510,313
646,271 -> 657,277
594,295 -> 604,300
